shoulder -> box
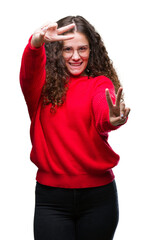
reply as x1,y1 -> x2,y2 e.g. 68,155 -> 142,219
91,75 -> 116,104
93,75 -> 113,85
91,75 -> 115,91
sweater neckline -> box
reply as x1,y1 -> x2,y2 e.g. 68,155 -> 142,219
69,75 -> 91,82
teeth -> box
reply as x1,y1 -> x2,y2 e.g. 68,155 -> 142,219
69,63 -> 82,66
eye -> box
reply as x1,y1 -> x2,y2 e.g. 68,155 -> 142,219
63,47 -> 73,53
79,46 -> 89,52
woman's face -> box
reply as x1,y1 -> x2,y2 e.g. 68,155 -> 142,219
62,32 -> 90,77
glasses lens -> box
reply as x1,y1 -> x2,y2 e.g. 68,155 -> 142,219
63,47 -> 73,58
78,46 -> 89,57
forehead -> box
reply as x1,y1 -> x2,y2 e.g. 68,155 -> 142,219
63,32 -> 89,46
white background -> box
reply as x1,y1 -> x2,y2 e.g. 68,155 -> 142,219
0,0 -> 150,239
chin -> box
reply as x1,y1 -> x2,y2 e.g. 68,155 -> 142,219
66,65 -> 88,77
70,71 -> 84,76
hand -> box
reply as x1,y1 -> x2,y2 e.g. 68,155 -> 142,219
31,22 -> 75,48
105,87 -> 130,126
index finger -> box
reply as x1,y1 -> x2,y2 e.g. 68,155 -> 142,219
48,33 -> 75,42
57,23 -> 75,35
105,88 -> 114,109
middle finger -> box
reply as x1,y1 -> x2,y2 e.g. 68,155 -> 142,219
116,87 -> 123,107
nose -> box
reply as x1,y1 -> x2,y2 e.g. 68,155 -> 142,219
71,50 -> 80,60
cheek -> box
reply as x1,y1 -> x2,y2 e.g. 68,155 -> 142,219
83,56 -> 89,66
84,53 -> 90,62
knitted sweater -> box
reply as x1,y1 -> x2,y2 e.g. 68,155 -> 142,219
20,38 -> 120,188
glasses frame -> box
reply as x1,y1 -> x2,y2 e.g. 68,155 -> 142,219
62,45 -> 90,59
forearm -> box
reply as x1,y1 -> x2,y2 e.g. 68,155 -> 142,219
20,36 -> 46,118
20,35 -> 46,90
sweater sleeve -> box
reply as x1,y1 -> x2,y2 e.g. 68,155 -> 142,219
19,36 -> 46,119
92,76 -> 120,133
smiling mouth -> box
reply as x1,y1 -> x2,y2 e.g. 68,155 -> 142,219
69,62 -> 83,66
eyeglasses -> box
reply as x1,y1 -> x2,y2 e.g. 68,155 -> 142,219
62,45 -> 90,58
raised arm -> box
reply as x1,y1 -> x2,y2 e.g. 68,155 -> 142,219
20,22 -> 75,119
20,38 -> 46,119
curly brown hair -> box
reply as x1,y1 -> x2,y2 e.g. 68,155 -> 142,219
42,15 -> 122,112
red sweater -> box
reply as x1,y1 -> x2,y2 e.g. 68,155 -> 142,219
20,38 -> 121,188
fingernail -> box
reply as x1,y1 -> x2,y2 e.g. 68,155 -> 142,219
41,26 -> 48,31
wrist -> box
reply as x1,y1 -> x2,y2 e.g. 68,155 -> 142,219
31,34 -> 44,48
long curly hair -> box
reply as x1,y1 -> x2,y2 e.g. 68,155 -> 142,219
42,15 -> 122,112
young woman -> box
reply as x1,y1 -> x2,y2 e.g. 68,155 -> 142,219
20,15 -> 130,240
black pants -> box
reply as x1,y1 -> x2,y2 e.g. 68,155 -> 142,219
34,180 -> 119,240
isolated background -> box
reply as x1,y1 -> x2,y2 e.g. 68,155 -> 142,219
0,0 -> 150,239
